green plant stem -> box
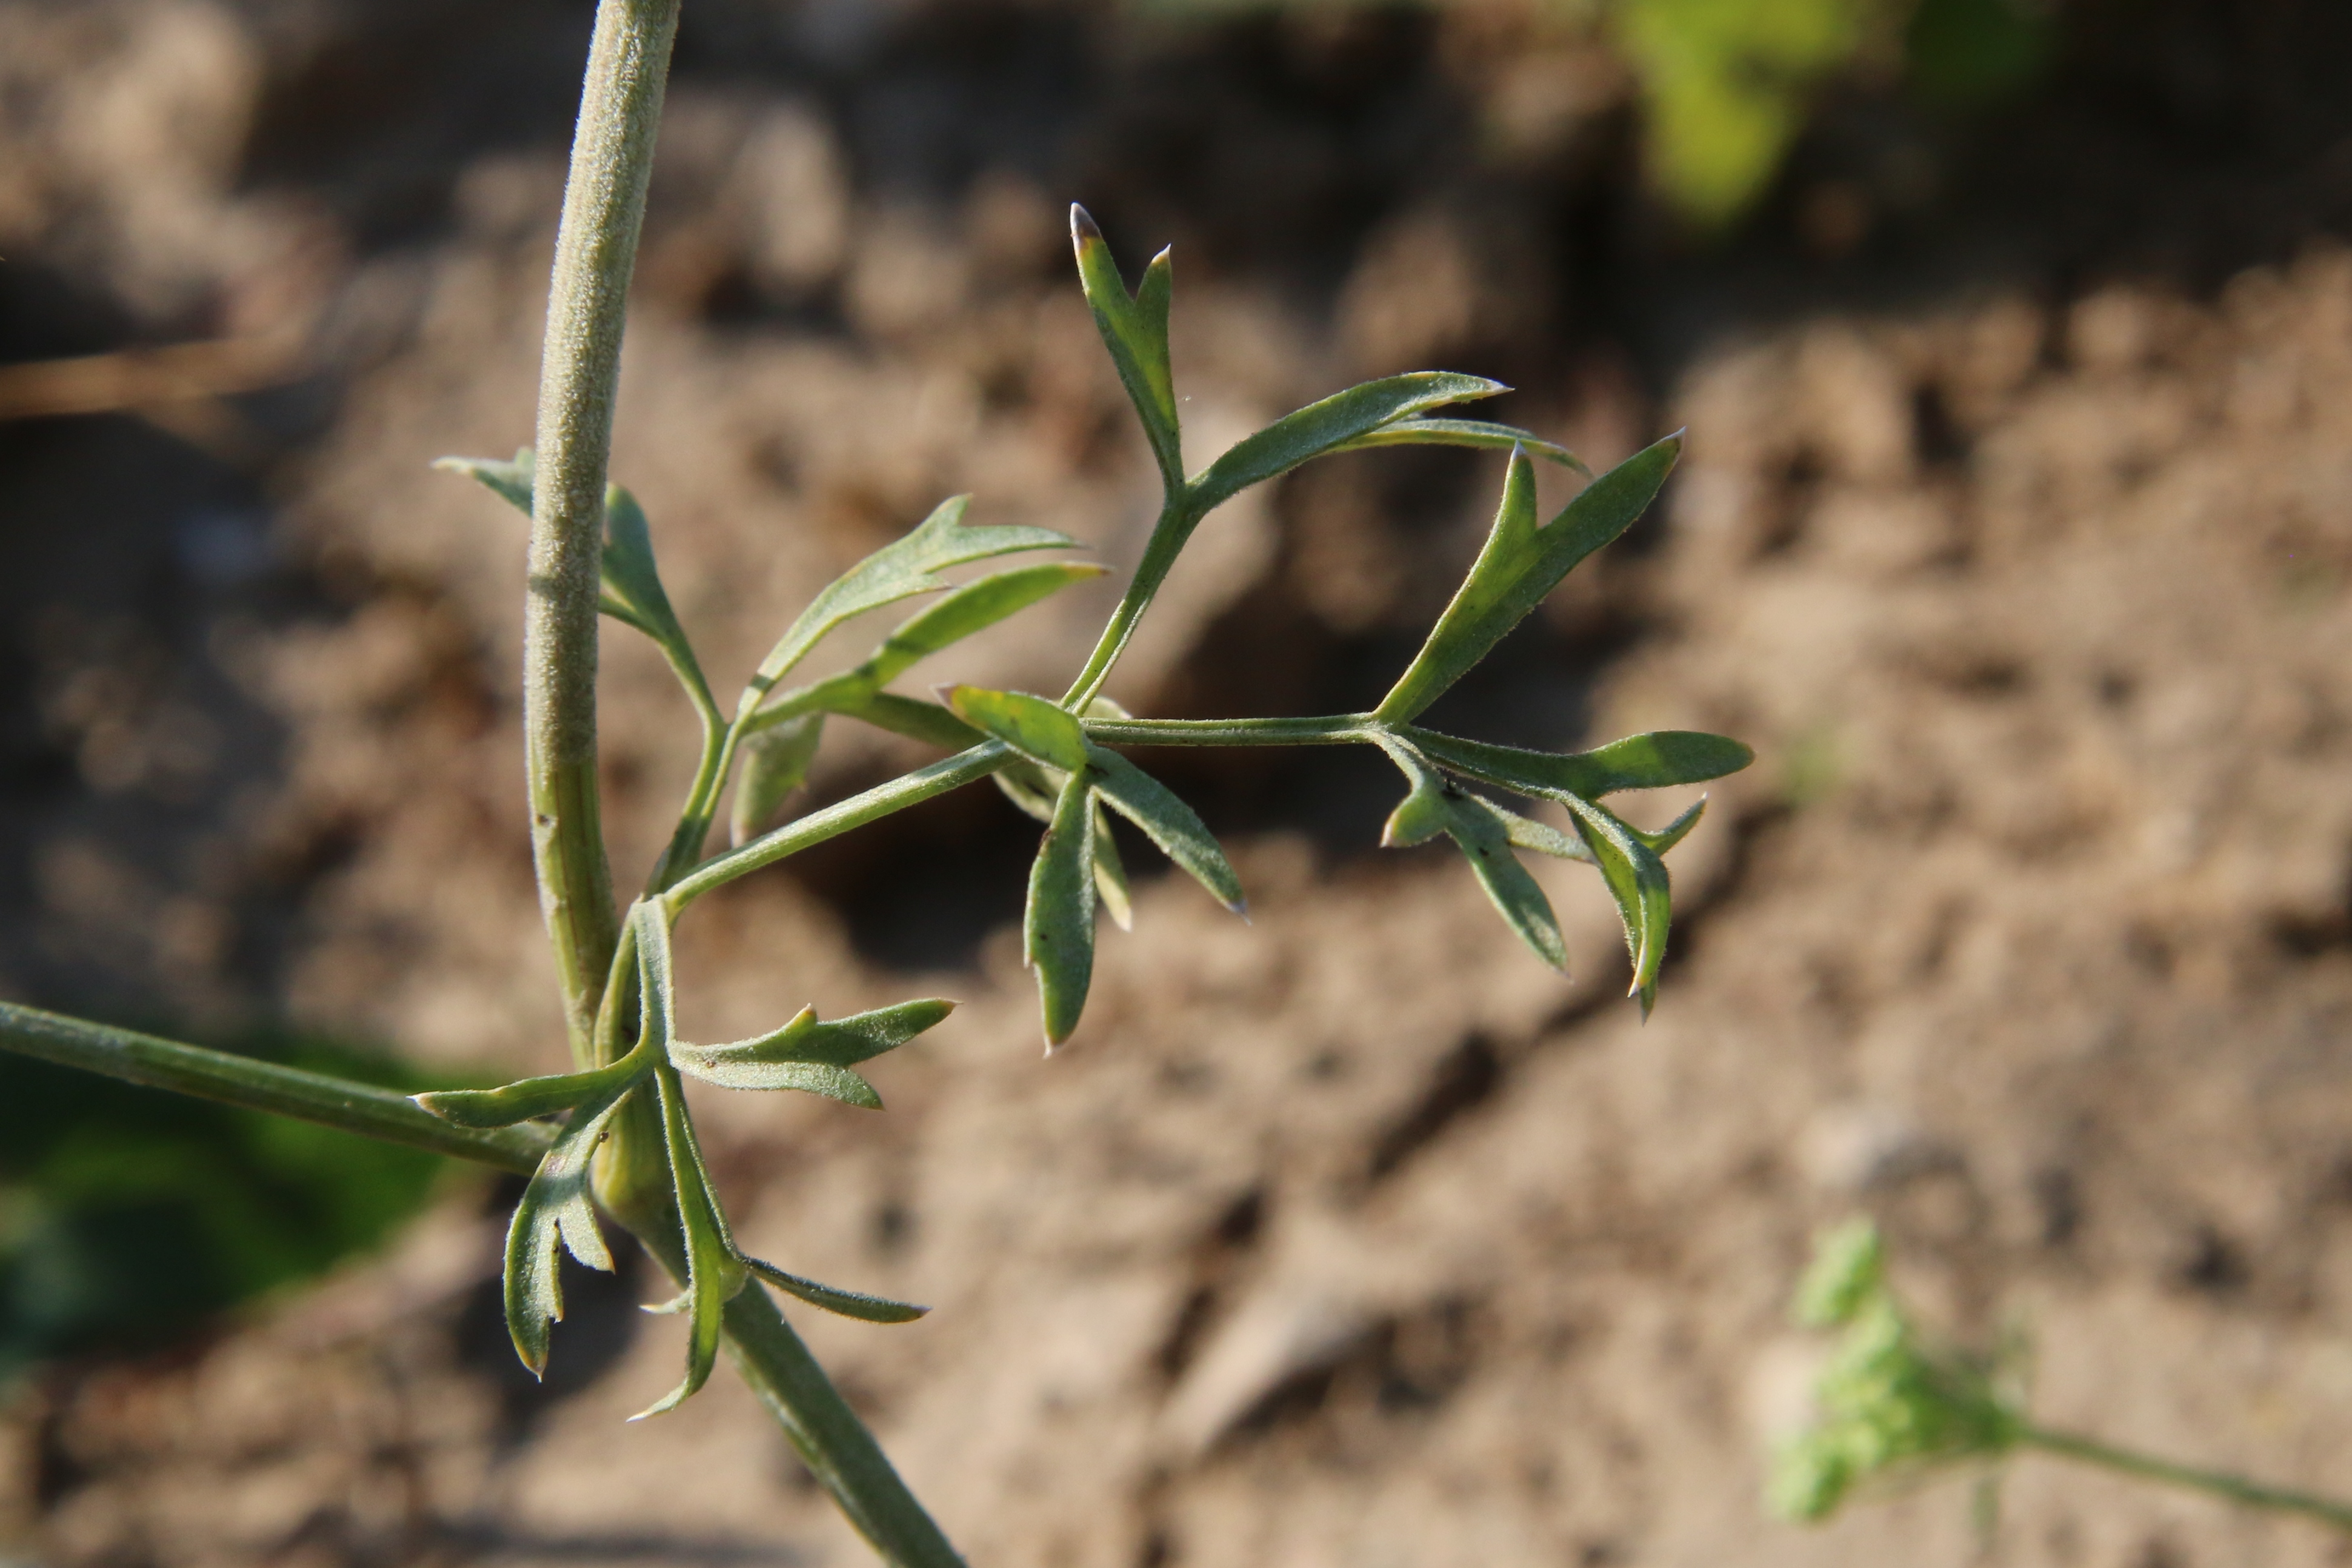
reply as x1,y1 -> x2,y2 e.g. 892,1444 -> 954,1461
661,743 -> 1008,912
1062,496 -> 1198,709
527,0 -> 679,1068
1082,713 -> 1372,747
0,1002 -> 550,1174
2021,1425 -> 2352,1533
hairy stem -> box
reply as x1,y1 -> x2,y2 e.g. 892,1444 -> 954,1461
1081,713 -> 1372,747
1061,497 -> 1197,709
527,7 -> 968,1561
2022,1426 -> 2352,1533
0,1003 -> 550,1173
527,0 -> 679,1066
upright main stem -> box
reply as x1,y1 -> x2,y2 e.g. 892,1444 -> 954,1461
525,8 -> 965,1564
527,0 -> 678,1067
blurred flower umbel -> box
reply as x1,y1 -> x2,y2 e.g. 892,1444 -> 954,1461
1770,1220 -> 2023,1523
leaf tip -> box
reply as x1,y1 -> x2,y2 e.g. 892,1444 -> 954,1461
1071,202 -> 1102,249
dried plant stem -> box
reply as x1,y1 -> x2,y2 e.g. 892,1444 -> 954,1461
2021,1426 -> 2352,1534
527,0 -> 678,1068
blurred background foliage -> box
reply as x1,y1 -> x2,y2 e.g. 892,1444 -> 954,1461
1150,0 -> 2052,225
0,1035 -> 445,1379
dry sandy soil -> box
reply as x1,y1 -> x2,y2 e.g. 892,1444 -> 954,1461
5,2 -> 2352,1566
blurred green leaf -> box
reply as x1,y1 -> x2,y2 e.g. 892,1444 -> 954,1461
1085,745 -> 1246,915
669,998 -> 956,1106
845,692 -> 988,751
742,1255 -> 929,1324
994,757 -> 1061,823
1616,0 -> 1873,226
742,496 -> 1079,712
1411,726 -> 1753,800
437,448 -> 536,514
1025,771 -> 1099,1048
943,686 -> 1090,772
0,1031 -> 445,1378
1376,739 -> 1568,972
1906,0 -> 2047,107
730,714 -> 824,848
1324,417 -> 1590,476
1073,205 -> 1184,493
1092,800 -> 1134,932
1187,372 -> 1508,516
1378,436 -> 1681,725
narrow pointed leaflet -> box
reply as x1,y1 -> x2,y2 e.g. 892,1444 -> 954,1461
1084,746 -> 1246,915
1376,434 -> 1683,726
1071,205 -> 1183,494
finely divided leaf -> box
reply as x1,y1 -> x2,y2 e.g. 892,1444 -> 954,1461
1324,417 -> 1591,475
1025,771 -> 1098,1048
730,714 -> 824,847
670,997 -> 957,1106
1375,739 -> 1567,972
742,1256 -> 930,1324
500,1073 -> 636,1377
1084,745 -> 1245,914
1072,205 -> 1183,492
944,685 -> 1090,772
1187,373 -> 1509,516
1410,727 -> 1753,800
1375,434 -> 1682,725
742,496 -> 1079,711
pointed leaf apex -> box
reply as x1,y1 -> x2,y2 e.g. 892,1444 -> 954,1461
1071,204 -> 1103,248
